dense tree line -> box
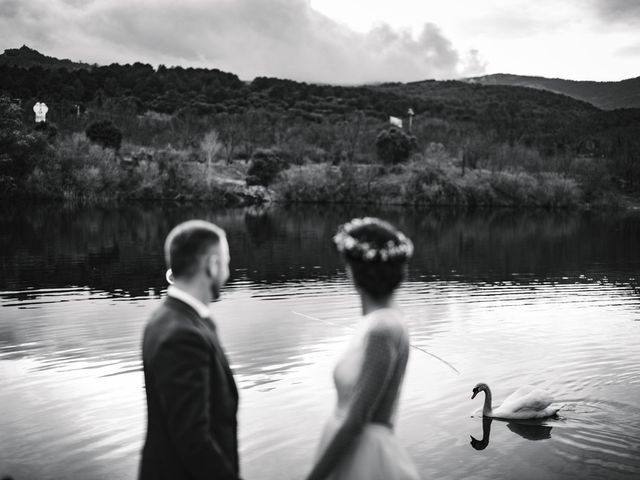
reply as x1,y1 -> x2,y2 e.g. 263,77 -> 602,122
1,60 -> 636,148
1,47 -> 639,196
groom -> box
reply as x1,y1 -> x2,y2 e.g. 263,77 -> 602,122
139,220 -> 241,480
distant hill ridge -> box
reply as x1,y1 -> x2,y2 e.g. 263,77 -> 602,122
0,45 -> 90,70
1,45 -> 639,110
466,73 -> 640,110
2,45 -> 640,201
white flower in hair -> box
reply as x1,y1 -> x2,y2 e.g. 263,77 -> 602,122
333,217 -> 414,262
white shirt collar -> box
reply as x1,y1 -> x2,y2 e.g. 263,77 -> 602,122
167,285 -> 211,319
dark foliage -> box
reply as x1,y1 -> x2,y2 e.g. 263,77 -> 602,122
86,120 -> 122,150
0,95 -> 49,193
468,73 -> 640,110
0,45 -> 89,70
1,46 -> 640,201
375,128 -> 418,164
34,120 -> 58,140
246,149 -> 288,186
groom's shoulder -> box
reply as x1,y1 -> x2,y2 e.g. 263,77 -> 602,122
145,298 -> 195,335
143,298 -> 202,354
142,300 -> 211,367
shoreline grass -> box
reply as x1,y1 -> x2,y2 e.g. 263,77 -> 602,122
4,133 -> 630,210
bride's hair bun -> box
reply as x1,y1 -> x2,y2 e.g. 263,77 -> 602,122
333,217 -> 413,299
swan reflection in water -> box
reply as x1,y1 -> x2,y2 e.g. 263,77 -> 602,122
470,416 -> 553,451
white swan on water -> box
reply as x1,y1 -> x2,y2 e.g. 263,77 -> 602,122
471,383 -> 560,419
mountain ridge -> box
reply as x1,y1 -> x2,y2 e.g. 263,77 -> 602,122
2,45 -> 639,110
0,45 -> 90,70
466,73 -> 640,110
2,46 -> 639,204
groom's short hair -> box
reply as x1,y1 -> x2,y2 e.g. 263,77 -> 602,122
165,220 -> 226,279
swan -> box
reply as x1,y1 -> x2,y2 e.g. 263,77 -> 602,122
471,383 -> 560,419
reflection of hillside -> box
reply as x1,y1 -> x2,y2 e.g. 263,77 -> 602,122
412,208 -> 640,282
0,204 -> 170,296
1,204 -> 639,296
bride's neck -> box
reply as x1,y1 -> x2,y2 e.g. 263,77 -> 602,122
361,293 -> 394,316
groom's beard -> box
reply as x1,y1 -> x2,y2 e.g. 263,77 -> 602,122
210,281 -> 221,301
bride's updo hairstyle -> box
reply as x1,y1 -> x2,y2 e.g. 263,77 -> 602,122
333,217 -> 414,299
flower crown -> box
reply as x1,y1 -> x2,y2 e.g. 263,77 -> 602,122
333,217 -> 414,263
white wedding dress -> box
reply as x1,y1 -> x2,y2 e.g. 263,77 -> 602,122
312,309 -> 421,480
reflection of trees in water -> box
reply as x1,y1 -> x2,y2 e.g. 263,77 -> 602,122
403,208 -> 640,283
1,204 -> 166,296
1,203 -> 640,296
409,209 -> 585,280
244,207 -> 277,247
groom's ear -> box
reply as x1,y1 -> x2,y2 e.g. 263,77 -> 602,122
205,253 -> 219,278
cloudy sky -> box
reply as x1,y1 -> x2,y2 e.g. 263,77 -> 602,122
0,0 -> 638,83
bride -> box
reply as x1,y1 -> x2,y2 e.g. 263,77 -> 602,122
305,217 -> 421,480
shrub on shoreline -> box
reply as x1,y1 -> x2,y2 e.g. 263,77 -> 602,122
24,134 -> 249,204
8,132 -> 609,210
375,127 -> 418,164
86,120 -> 123,151
246,148 -> 288,186
275,155 -> 582,207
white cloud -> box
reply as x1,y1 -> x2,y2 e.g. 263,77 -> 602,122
1,0 -> 637,82
311,0 -> 640,81
0,0 -> 482,83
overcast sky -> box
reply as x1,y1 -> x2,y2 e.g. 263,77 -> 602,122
0,0 -> 638,83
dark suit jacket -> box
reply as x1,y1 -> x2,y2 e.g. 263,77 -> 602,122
139,296 -> 241,480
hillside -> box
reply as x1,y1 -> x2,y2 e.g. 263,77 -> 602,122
373,79 -> 598,134
0,47 -> 602,125
0,45 -> 90,70
2,44 -> 638,111
466,73 -> 640,110
1,45 -> 639,202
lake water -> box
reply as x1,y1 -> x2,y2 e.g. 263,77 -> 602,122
1,203 -> 639,480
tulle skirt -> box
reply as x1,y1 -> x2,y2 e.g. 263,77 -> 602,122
317,415 -> 421,480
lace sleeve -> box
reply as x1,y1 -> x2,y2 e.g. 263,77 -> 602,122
306,329 -> 398,480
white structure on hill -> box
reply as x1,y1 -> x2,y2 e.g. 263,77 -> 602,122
33,102 -> 48,123
389,116 -> 403,128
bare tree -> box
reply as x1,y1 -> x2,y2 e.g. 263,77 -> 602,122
200,130 -> 222,185
216,114 -> 242,163
239,109 -> 271,158
339,111 -> 366,162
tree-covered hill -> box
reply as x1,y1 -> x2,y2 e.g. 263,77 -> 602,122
1,46 -> 639,202
0,45 -> 90,70
466,73 -> 640,110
